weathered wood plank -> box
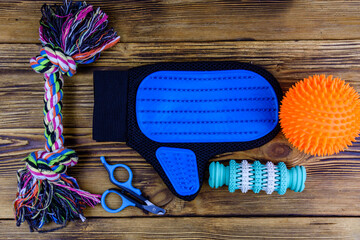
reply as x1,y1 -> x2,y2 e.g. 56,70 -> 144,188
0,71 -> 94,129
2,40 -> 360,219
2,0 -> 360,43
3,41 -> 360,74
1,217 -> 359,239
2,128 -> 360,219
1,41 -> 360,129
2,0 -> 360,238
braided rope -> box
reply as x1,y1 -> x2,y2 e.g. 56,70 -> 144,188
26,44 -> 78,180
30,45 -> 76,76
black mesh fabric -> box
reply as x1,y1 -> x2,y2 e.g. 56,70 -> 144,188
93,62 -> 282,201
124,62 -> 283,201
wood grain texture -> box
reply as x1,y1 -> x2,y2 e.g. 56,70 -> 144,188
1,217 -> 359,239
2,0 -> 360,236
2,40 -> 360,129
2,40 -> 360,221
2,41 -> 360,76
2,129 -> 360,219
2,0 -> 360,43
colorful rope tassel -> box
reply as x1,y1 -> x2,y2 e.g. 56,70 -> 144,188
14,0 -> 120,232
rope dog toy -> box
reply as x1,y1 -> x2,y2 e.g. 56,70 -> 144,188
14,0 -> 120,231
209,160 -> 306,194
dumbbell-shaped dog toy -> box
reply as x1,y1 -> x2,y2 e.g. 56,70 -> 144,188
209,160 -> 306,195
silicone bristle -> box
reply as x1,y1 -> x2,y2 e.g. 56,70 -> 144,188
156,147 -> 199,196
280,75 -> 360,156
136,70 -> 279,143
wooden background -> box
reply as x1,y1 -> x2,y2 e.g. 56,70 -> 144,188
1,0 -> 360,239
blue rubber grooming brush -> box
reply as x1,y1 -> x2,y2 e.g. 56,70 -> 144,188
209,160 -> 306,195
136,70 -> 278,143
93,61 -> 283,201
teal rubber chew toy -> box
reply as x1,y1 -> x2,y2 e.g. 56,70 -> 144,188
209,160 -> 306,195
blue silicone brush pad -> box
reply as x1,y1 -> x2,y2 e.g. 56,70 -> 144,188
136,70 -> 278,143
93,61 -> 283,201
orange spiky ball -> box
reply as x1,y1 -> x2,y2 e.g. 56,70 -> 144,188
280,75 -> 360,156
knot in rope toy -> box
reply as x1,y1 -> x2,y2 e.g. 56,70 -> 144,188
30,44 -> 77,76
25,149 -> 77,181
14,0 -> 120,232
